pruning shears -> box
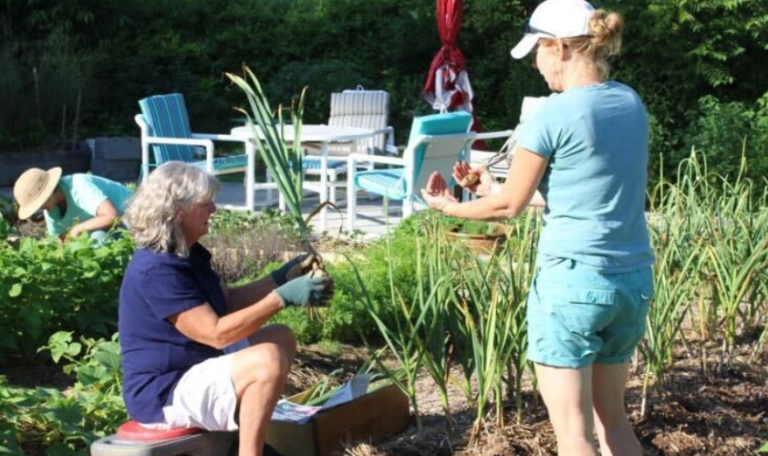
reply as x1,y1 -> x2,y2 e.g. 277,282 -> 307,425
460,150 -> 512,187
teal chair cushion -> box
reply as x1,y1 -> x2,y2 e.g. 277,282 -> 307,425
302,158 -> 347,171
139,94 -> 197,164
191,156 -> 249,172
139,93 -> 248,174
353,112 -> 473,200
407,111 -> 472,187
356,169 -> 407,200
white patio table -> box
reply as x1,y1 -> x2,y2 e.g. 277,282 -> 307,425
230,124 -> 377,231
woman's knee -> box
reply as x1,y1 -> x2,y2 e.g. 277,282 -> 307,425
231,344 -> 289,392
249,324 -> 297,359
270,324 -> 297,357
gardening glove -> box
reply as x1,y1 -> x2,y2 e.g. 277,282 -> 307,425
271,254 -> 319,286
273,273 -> 332,308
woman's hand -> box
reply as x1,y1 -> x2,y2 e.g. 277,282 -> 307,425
65,224 -> 86,241
420,171 -> 458,212
453,162 -> 495,197
271,253 -> 319,286
274,273 -> 333,307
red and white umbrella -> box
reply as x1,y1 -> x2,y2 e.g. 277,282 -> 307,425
423,0 -> 485,147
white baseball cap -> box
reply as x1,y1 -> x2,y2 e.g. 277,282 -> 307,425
510,0 -> 596,59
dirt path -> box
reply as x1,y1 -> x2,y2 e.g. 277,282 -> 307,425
3,339 -> 765,455
298,340 -> 768,456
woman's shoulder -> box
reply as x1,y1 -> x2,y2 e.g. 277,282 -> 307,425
127,248 -> 193,275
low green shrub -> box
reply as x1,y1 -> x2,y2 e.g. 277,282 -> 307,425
263,224 -> 420,345
0,234 -> 134,361
0,331 -> 126,455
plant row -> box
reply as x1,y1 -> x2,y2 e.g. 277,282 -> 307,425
358,152 -> 768,440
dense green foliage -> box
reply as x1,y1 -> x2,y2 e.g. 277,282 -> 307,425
2,0 -> 766,186
0,152 -> 767,453
269,223 -> 420,343
0,332 -> 125,455
0,234 -> 133,359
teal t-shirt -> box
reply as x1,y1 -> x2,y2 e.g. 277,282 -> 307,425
516,81 -> 654,272
44,174 -> 134,236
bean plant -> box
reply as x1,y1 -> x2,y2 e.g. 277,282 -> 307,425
0,332 -> 125,455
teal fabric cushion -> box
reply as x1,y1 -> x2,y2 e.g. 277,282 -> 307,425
355,169 -> 407,200
407,112 -> 472,189
139,94 -> 197,164
406,111 -> 473,149
352,111 -> 472,201
302,158 -> 347,171
191,155 -> 249,172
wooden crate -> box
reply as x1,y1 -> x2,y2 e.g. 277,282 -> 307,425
266,383 -> 410,456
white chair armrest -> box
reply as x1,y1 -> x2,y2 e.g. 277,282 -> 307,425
384,144 -> 399,155
143,136 -> 216,173
144,136 -> 215,149
474,129 -> 514,141
369,126 -> 396,154
347,153 -> 405,167
191,133 -> 248,143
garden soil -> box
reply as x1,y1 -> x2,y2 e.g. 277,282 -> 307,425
4,338 -> 766,455
292,341 -> 768,456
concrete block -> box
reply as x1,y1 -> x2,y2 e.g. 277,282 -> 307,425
87,137 -> 141,183
0,144 -> 90,187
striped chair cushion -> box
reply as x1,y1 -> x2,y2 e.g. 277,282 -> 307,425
302,158 -> 348,171
325,91 -> 390,155
138,93 -> 197,164
191,155 -> 249,172
139,93 -> 247,174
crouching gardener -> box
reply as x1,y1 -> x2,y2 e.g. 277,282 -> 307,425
13,167 -> 133,242
118,161 -> 332,456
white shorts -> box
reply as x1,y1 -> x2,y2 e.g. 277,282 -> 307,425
141,353 -> 240,432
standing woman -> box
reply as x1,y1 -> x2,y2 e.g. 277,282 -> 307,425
421,1 -> 653,455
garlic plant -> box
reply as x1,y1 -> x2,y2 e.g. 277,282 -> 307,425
225,66 -> 327,278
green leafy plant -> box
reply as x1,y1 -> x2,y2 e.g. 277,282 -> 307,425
0,233 -> 134,358
0,332 -> 125,455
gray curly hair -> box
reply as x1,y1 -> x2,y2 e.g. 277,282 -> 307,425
124,161 -> 219,257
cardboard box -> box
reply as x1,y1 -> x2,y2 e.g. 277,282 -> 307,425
266,383 -> 410,456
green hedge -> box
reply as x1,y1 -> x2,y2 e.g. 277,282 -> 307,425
2,0 -> 767,188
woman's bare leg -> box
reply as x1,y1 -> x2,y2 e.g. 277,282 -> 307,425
231,325 -> 296,456
535,363 -> 600,456
592,362 -> 642,456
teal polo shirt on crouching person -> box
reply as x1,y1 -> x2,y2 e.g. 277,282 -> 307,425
44,174 -> 133,237
515,81 -> 654,272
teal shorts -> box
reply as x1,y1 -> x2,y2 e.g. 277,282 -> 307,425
527,258 -> 653,368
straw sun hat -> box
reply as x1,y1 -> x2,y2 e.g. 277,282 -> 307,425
13,167 -> 62,220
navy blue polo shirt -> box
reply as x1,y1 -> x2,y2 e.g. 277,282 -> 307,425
118,244 -> 227,424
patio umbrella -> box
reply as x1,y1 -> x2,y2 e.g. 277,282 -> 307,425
423,0 -> 486,148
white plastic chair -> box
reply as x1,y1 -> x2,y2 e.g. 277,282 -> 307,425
303,89 -> 397,206
469,96 -> 549,179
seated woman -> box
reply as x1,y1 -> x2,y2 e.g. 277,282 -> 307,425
119,161 -> 332,456
13,167 -> 133,242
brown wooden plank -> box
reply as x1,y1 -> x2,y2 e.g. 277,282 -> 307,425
313,384 -> 410,456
